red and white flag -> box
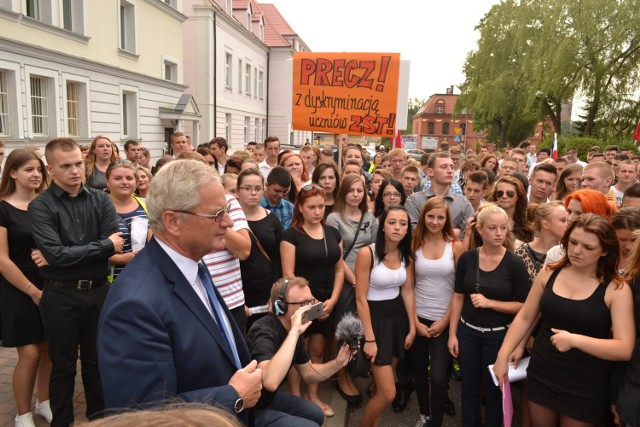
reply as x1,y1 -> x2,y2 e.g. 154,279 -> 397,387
551,133 -> 558,159
633,121 -> 640,143
392,130 -> 402,149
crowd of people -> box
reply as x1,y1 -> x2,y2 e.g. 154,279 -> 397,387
0,134 -> 639,427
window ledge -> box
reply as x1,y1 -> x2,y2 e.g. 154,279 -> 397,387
144,0 -> 187,22
0,8 -> 20,22
118,48 -> 140,61
21,16 -> 89,44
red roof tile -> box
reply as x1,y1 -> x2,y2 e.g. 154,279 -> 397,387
416,94 -> 459,116
232,0 -> 250,10
259,3 -> 296,36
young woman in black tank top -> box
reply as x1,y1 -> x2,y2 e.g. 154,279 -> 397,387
494,214 -> 635,426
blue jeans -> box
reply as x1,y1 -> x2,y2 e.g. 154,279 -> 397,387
457,322 -> 506,427
256,392 -> 324,427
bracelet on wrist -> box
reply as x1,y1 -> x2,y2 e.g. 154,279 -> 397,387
364,339 -> 375,343
24,283 -> 33,294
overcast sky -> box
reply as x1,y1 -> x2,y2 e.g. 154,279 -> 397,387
268,0 -> 501,100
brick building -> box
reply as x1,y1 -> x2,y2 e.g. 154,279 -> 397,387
412,88 -> 487,152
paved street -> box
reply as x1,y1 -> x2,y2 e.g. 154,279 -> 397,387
0,345 -> 87,427
0,343 -> 526,426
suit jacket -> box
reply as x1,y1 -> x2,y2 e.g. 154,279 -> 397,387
98,237 -> 252,423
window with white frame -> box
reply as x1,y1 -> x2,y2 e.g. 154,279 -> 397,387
30,76 -> 50,137
258,70 -> 264,99
122,90 -> 138,138
162,0 -> 176,7
25,0 -> 53,23
0,71 -> 9,136
225,0 -> 231,14
253,68 -> 257,98
254,118 -> 259,142
259,21 -> 264,40
62,0 -> 85,33
244,116 -> 249,144
225,53 -> 232,89
119,0 -> 136,53
164,59 -> 177,83
245,63 -> 251,95
238,59 -> 242,93
66,81 -> 80,136
225,113 -> 231,142
26,0 -> 39,18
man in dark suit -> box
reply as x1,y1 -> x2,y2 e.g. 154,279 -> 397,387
97,159 -> 263,424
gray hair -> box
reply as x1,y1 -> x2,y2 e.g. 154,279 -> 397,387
147,159 -> 221,232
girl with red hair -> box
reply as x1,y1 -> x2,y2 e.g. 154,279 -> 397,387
280,152 -> 310,204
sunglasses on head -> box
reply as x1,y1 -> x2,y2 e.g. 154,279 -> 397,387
496,190 -> 516,198
301,184 -> 323,192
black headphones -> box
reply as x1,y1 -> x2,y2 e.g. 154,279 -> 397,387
273,278 -> 291,316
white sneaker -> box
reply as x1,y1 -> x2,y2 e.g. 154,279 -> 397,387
35,400 -> 53,423
15,412 -> 36,427
414,414 -> 431,427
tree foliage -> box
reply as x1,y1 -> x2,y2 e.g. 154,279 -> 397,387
457,0 -> 640,145
406,97 -> 426,134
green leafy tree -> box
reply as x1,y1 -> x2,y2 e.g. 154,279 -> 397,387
456,1 -> 542,147
407,97 -> 426,134
459,0 -> 640,142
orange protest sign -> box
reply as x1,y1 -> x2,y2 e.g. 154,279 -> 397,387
292,52 -> 400,137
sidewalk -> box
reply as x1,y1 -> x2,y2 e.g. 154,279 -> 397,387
0,345 -> 87,427
0,344 -> 343,427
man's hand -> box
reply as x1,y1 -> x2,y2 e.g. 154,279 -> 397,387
290,305 -> 313,336
109,232 -> 125,254
335,342 -> 356,367
228,360 -> 263,409
31,249 -> 49,268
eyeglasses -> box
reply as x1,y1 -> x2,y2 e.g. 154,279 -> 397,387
383,192 -> 402,199
108,160 -> 132,168
238,185 -> 263,193
172,201 -> 232,222
301,184 -> 323,192
284,298 -> 317,307
496,190 -> 516,198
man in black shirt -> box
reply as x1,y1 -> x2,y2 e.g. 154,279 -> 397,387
29,138 -> 124,427
246,277 -> 353,425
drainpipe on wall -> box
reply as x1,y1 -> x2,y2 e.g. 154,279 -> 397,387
213,10 -> 217,138
265,51 -> 269,137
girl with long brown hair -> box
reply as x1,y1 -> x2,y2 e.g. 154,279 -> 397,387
411,198 -> 464,427
495,214 -> 635,426
0,148 -> 52,425
85,135 -> 118,190
280,184 -> 344,416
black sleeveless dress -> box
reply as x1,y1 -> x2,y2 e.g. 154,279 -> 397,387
526,268 -> 612,423
0,201 -> 45,347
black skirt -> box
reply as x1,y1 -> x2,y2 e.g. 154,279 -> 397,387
369,295 -> 408,366
0,268 -> 45,347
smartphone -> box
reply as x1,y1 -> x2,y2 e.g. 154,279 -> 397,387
303,302 -> 324,322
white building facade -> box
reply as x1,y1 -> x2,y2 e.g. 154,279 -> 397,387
183,0 -> 311,151
183,0 -> 268,150
0,0 -> 196,160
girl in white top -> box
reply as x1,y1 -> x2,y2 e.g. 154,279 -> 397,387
356,205 -> 416,427
411,197 -> 465,427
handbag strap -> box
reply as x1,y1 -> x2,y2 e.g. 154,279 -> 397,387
343,213 -> 365,260
475,247 -> 481,294
248,228 -> 271,263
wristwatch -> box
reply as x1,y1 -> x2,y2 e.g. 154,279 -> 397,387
234,396 -> 245,414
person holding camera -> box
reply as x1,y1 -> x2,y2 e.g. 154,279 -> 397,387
246,277 -> 353,426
